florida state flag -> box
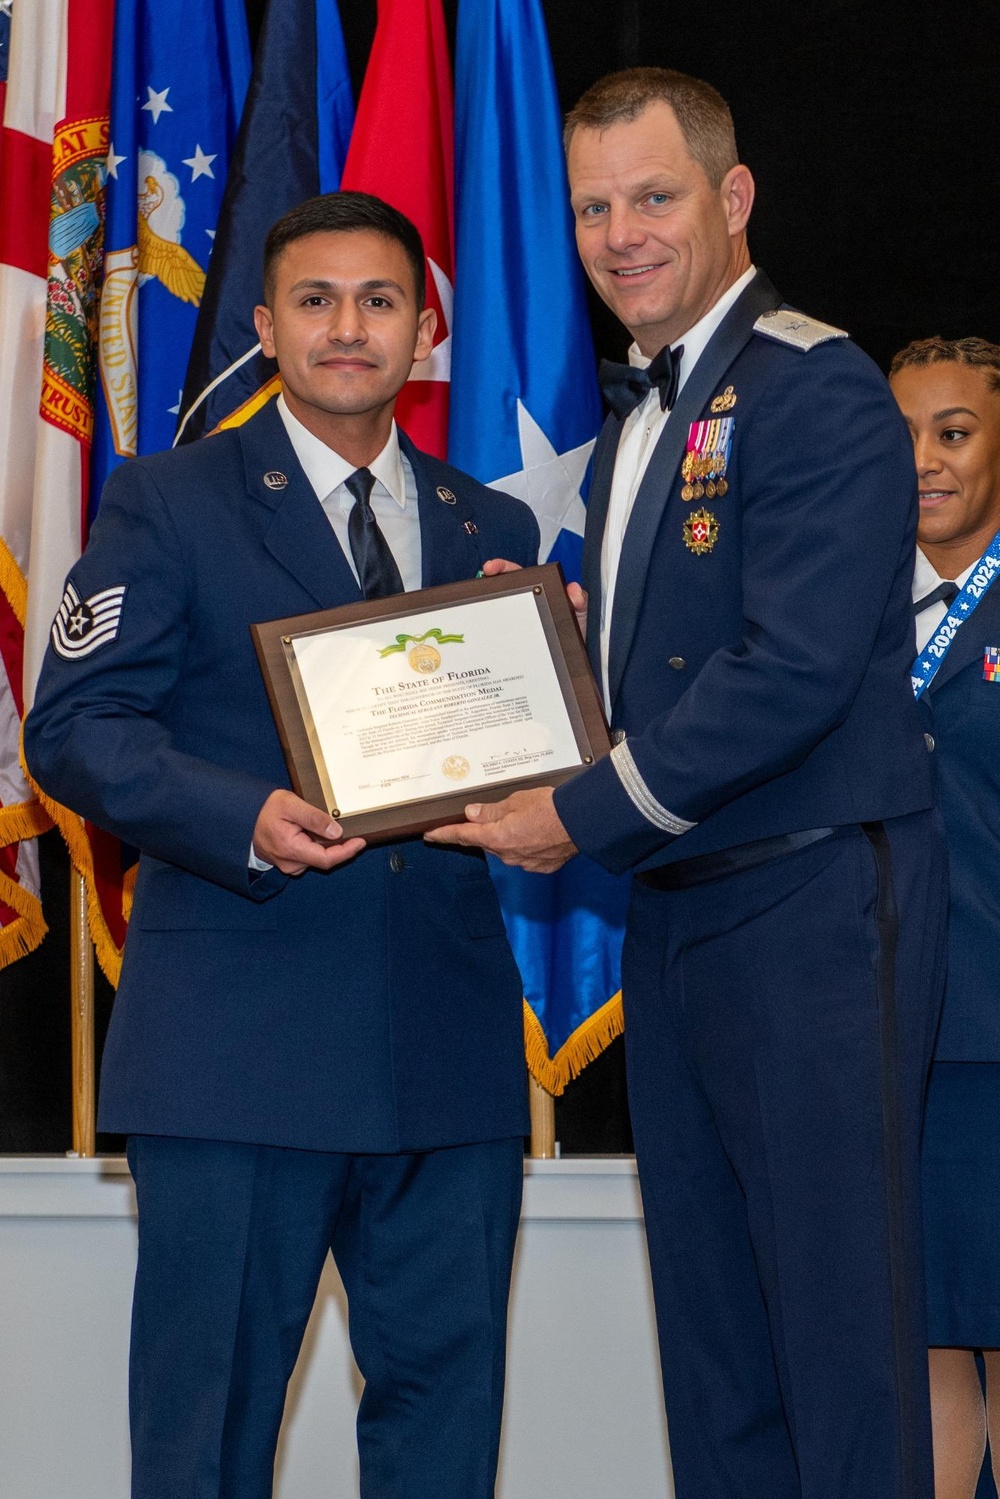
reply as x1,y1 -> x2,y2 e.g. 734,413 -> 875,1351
0,0 -> 114,970
339,0 -> 454,458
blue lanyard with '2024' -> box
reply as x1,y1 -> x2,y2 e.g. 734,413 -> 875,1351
912,528 -> 1000,699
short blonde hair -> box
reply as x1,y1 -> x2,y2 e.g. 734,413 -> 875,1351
564,67 -> 739,189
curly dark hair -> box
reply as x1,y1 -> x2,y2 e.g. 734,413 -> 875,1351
890,336 -> 1000,395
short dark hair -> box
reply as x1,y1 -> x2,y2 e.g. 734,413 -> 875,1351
890,335 -> 1000,395
564,67 -> 738,189
262,191 -> 426,308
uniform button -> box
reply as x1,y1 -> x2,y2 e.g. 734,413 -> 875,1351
611,728 -> 626,746
668,656 -> 687,670
924,733 -> 935,752
389,851 -> 405,873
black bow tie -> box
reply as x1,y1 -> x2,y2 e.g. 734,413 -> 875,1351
913,580 -> 959,616
599,343 -> 684,420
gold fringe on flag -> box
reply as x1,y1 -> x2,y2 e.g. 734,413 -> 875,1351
0,538 -> 51,964
0,535 -> 28,627
0,859 -> 49,964
21,735 -> 125,987
0,532 -> 124,982
523,992 -> 624,1098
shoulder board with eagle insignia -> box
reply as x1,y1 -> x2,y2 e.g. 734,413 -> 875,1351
753,308 -> 848,352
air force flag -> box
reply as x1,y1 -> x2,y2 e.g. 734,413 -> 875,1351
449,0 -> 628,1093
91,0 -> 250,505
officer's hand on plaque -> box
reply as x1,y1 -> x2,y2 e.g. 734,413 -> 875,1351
425,786 -> 577,873
481,558 -> 587,636
253,789 -> 366,876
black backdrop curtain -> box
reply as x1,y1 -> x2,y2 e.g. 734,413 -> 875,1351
2,0 -> 997,1151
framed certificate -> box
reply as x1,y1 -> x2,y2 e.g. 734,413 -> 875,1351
251,563 -> 610,843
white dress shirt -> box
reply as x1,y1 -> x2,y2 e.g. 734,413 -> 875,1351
599,265 -> 757,712
276,394 -> 422,593
912,548 -> 976,655
251,398 -> 422,870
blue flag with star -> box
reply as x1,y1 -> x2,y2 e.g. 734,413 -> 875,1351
176,0 -> 354,445
91,0 -> 250,511
449,0 -> 629,1094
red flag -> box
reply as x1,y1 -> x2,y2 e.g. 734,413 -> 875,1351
340,0 -> 454,458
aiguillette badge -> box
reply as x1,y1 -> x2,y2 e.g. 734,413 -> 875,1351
683,508 -> 719,554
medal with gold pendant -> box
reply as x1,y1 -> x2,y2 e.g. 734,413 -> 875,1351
681,450 -> 697,502
682,412 -> 735,507
408,640 -> 442,673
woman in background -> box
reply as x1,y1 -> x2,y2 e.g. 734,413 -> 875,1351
891,337 -> 1000,1499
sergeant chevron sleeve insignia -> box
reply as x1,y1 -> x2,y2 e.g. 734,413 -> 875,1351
51,582 -> 127,659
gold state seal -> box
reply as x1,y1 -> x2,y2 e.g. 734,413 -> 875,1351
442,755 -> 471,780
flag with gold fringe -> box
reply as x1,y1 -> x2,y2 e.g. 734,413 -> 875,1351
0,0 -> 115,970
56,0 -> 251,982
449,0 -> 629,1094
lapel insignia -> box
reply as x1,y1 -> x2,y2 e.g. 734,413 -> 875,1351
681,417 -> 734,501
463,519 -> 478,534
436,485 -> 457,504
51,582 -> 127,659
683,508 -> 719,554
710,385 -> 737,413
984,647 -> 1000,682
263,470 -> 288,490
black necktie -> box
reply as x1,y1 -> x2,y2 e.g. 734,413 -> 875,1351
913,580 -> 959,615
345,467 -> 404,600
598,343 -> 685,420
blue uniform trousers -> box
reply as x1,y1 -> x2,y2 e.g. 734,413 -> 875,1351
125,1134 -> 524,1499
622,812 -> 948,1499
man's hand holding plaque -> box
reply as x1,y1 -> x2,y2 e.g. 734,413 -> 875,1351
422,557 -> 585,871
424,786 -> 578,873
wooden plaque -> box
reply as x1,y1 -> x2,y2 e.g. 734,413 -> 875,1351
251,564 -> 610,844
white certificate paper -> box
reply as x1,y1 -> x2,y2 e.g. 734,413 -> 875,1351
289,591 -> 583,816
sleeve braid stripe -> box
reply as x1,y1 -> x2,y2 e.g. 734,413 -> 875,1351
610,740 -> 696,836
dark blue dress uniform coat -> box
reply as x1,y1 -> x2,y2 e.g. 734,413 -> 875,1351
919,574 -> 1000,1359
24,397 -> 538,1153
553,271 -> 948,1499
25,399 -> 541,1499
555,271 -> 935,863
923,579 -> 1000,1060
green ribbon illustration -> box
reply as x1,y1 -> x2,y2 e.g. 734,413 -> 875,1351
378,627 -> 465,658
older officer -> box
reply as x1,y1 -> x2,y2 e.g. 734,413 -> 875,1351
25,192 -> 538,1499
891,338 -> 1000,1499
429,68 -> 946,1499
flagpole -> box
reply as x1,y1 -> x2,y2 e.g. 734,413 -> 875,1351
528,1076 -> 556,1159
70,865 -> 96,1157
